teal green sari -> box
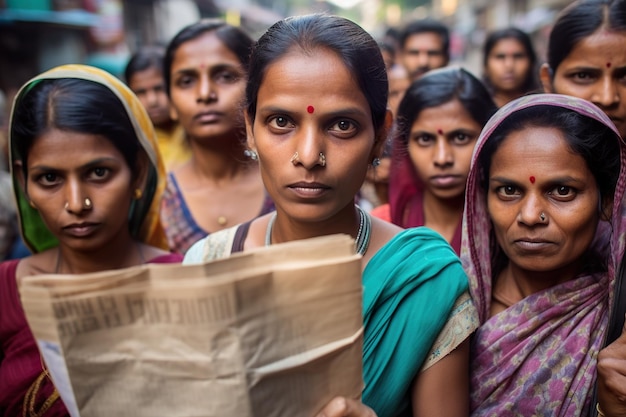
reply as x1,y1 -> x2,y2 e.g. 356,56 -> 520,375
362,227 -> 469,417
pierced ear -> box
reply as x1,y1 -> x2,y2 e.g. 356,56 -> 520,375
132,152 -> 150,193
539,63 -> 554,93
371,110 -> 393,160
244,112 -> 256,151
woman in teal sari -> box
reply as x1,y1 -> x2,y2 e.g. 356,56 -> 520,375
184,14 -> 477,417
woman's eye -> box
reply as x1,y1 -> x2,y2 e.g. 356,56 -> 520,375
453,133 -> 473,145
89,167 -> 110,180
496,185 -> 519,197
329,119 -> 358,137
411,134 -> 434,146
38,173 -> 58,185
269,116 -> 292,129
550,186 -> 575,198
176,75 -> 194,88
216,71 -> 239,84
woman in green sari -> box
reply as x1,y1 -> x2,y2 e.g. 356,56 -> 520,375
184,14 -> 477,417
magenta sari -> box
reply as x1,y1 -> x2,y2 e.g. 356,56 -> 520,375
461,94 -> 626,416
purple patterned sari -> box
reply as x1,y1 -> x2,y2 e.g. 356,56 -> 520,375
461,94 -> 626,417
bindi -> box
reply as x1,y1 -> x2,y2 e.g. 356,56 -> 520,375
307,105 -> 315,114
437,128 -> 443,135
607,62 -> 612,68
529,176 -> 536,184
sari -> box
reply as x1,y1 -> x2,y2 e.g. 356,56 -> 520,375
184,222 -> 477,417
0,64 -> 179,417
461,94 -> 626,416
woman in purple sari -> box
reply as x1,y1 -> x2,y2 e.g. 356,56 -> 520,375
461,94 -> 626,416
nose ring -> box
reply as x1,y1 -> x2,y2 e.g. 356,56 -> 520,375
290,152 -> 299,165
65,199 -> 92,210
540,212 -> 546,222
318,152 -> 326,167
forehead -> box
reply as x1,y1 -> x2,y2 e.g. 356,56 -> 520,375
411,99 -> 480,130
28,129 -> 124,165
128,67 -> 165,89
403,32 -> 444,51
559,30 -> 626,66
257,48 -> 370,113
171,31 -> 242,69
490,125 -> 586,172
489,38 -> 527,55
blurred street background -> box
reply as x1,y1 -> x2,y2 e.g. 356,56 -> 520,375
0,0 -> 568,103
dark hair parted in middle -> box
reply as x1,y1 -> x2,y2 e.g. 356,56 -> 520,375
394,67 -> 497,147
546,0 -> 626,75
163,18 -> 254,96
478,105 -> 621,213
11,78 -> 141,177
245,14 -> 389,135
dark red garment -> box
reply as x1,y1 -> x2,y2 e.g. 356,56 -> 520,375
0,253 -> 183,416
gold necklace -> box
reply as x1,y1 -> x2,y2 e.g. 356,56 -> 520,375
23,357 -> 60,417
217,216 -> 228,226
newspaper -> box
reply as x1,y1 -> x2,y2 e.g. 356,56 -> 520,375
19,234 -> 364,417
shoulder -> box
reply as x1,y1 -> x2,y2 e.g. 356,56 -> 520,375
365,226 -> 466,285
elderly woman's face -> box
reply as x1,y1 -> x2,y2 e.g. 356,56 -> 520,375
487,125 -> 601,279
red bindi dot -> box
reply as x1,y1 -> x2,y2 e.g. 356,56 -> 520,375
437,129 -> 443,135
607,62 -> 612,68
529,176 -> 536,184
307,105 -> 315,114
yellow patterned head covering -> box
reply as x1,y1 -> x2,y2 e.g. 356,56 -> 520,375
9,64 -> 168,252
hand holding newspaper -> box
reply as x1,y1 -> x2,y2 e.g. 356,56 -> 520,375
19,234 -> 364,417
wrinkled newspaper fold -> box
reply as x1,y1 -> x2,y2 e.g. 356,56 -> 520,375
19,234 -> 364,417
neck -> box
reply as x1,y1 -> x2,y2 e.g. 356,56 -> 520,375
269,204 -> 360,245
493,90 -> 524,108
498,257 -> 586,301
56,232 -> 144,274
188,140 -> 252,182
422,192 -> 464,225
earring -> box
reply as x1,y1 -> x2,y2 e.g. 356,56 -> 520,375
318,152 -> 326,167
133,188 -> 143,200
290,152 -> 299,165
29,200 -> 37,210
540,212 -> 546,222
372,157 -> 381,167
244,149 -> 258,161
84,198 -> 92,210
64,202 -> 69,210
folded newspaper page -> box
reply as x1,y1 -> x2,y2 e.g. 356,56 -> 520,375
19,234 -> 364,417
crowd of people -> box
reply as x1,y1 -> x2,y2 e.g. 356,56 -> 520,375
1,0 -> 626,416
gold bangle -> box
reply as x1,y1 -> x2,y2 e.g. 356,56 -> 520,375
597,403 -> 606,417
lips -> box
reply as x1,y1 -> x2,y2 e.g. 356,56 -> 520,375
194,111 -> 223,123
62,222 -> 100,238
287,181 -> 331,198
513,238 -> 554,252
429,175 -> 463,188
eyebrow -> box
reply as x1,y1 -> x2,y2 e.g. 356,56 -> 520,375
29,157 -> 120,172
490,175 -> 583,184
257,105 -> 369,118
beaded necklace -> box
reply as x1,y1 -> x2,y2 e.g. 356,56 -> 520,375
265,205 -> 371,255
